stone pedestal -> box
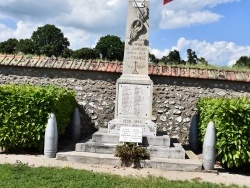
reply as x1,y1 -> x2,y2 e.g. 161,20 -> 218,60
108,75 -> 156,136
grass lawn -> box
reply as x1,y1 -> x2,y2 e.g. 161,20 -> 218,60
0,163 -> 246,188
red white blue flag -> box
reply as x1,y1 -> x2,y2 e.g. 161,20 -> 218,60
163,0 -> 173,5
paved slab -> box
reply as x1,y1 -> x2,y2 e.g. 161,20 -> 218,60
56,150 -> 202,172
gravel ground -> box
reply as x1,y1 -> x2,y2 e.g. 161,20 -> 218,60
0,153 -> 249,187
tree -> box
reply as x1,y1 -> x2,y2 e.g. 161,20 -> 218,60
187,49 -> 198,65
16,39 -> 35,54
162,50 -> 182,65
0,42 -> 4,53
0,38 -> 18,54
233,56 -> 250,68
149,53 -> 159,64
168,50 -> 181,64
62,48 -> 73,58
95,35 -> 124,61
72,47 -> 98,59
198,57 -> 208,66
160,50 -> 183,65
31,24 -> 70,57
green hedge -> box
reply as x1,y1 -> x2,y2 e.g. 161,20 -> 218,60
0,84 -> 77,151
197,97 -> 250,168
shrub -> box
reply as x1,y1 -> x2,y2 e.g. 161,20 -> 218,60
0,84 -> 77,151
115,142 -> 150,167
197,97 -> 250,168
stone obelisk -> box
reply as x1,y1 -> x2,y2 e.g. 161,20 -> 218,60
108,0 -> 156,136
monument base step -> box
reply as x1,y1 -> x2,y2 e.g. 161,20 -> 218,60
55,129 -> 200,171
75,142 -> 185,159
56,151 -> 202,172
75,129 -> 185,159
91,129 -> 170,146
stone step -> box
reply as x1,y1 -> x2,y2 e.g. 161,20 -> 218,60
148,143 -> 185,159
56,151 -> 202,172
91,130 -> 170,147
75,142 -> 185,159
75,142 -> 118,154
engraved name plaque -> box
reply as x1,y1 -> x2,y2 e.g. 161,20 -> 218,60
118,84 -> 150,118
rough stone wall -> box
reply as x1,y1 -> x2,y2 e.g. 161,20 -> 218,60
0,65 -> 250,144
152,76 -> 250,143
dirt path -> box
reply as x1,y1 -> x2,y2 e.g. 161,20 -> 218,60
0,154 -> 249,187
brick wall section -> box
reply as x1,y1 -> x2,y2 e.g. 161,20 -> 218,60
1,54 -> 250,144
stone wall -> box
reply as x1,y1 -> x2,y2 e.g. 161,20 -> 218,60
152,76 -> 250,143
0,55 -> 250,143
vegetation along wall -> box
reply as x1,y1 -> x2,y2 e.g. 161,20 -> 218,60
0,54 -> 250,144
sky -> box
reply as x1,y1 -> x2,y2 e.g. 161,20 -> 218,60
0,0 -> 250,67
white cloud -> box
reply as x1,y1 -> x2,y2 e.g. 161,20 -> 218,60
0,0 -> 71,20
150,48 -> 170,58
0,0 -> 241,37
159,0 -> 240,29
61,26 -> 101,50
160,10 -> 221,29
0,21 -> 43,41
58,0 -> 127,32
151,37 -> 250,66
13,21 -> 37,39
107,0 -> 119,7
0,23 -> 13,40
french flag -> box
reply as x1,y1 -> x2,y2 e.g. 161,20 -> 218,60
163,0 -> 173,5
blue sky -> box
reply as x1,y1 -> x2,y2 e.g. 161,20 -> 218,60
0,0 -> 250,66
152,1 -> 250,49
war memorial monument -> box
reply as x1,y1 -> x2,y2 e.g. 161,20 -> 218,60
57,0 -> 202,171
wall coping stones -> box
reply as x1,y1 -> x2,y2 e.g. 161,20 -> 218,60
0,54 -> 249,82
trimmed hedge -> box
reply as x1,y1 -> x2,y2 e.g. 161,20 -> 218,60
197,97 -> 250,168
0,84 -> 77,151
